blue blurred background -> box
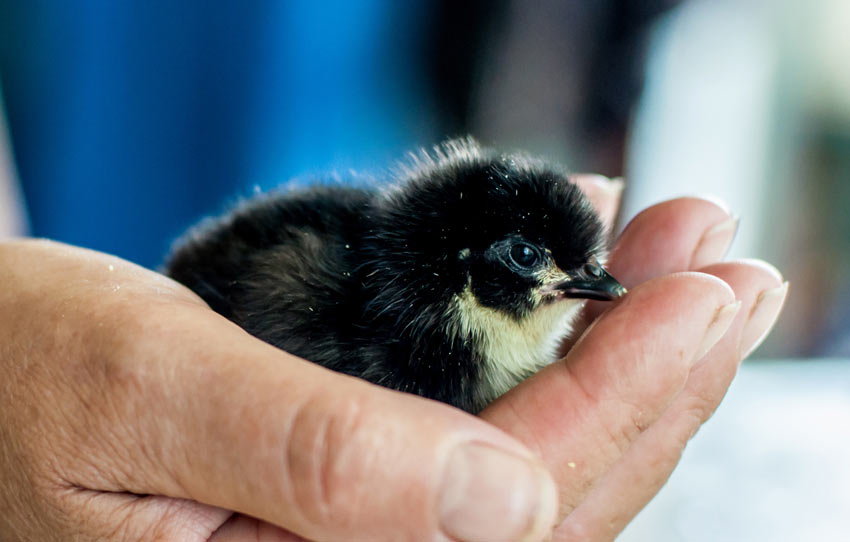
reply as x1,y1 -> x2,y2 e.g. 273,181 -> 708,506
0,1 -> 438,267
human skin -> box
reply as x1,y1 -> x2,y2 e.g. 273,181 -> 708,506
0,182 -> 786,542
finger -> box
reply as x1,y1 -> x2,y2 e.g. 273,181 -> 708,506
481,272 -> 738,519
555,260 -> 787,541
74,301 -> 558,542
577,197 -> 736,329
569,174 -> 624,232
607,197 -> 736,288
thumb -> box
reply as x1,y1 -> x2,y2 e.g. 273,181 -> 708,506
91,302 -> 558,542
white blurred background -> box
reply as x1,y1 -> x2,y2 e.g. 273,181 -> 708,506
612,1 -> 850,537
624,0 -> 850,360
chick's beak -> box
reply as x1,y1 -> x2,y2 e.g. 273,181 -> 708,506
548,265 -> 627,302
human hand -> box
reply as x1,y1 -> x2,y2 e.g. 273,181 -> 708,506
0,178 -> 785,542
481,175 -> 787,540
0,239 -> 560,542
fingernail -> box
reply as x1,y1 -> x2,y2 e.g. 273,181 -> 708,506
692,194 -> 732,215
600,176 -> 625,197
695,300 -> 741,361
439,443 -> 557,542
741,282 -> 789,358
570,173 -> 625,194
691,216 -> 739,269
608,176 -> 626,191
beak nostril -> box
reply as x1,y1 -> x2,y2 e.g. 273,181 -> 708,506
583,263 -> 604,278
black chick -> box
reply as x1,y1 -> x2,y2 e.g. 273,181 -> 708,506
165,138 -> 626,413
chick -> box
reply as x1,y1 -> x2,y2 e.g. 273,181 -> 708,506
165,138 -> 626,413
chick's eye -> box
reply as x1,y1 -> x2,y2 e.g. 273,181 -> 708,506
509,243 -> 540,268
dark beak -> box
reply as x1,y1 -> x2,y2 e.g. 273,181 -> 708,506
552,267 -> 627,301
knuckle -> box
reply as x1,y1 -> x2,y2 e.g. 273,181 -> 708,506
679,389 -> 721,432
565,361 -> 663,458
284,388 -> 377,529
600,397 -> 650,459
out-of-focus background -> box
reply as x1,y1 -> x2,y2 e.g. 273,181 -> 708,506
1,1 -> 848,539
2,0 -> 849,360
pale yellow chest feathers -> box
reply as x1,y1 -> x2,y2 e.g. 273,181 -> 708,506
449,286 -> 585,405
